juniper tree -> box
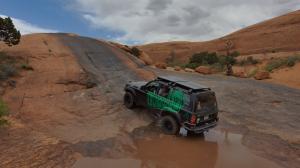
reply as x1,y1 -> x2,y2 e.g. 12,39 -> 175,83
0,17 -> 21,47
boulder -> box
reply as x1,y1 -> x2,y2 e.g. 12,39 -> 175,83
184,68 -> 195,73
166,67 -> 175,71
254,71 -> 270,80
174,66 -> 181,71
195,66 -> 212,74
155,62 -> 167,69
233,71 -> 247,78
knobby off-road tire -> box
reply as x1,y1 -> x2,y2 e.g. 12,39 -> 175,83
124,92 -> 135,109
158,115 -> 179,135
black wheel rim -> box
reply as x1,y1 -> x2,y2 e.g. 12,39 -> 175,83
163,120 -> 173,132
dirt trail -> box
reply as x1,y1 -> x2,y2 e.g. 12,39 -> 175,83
58,34 -> 299,168
0,34 -> 299,168
56,34 -> 154,102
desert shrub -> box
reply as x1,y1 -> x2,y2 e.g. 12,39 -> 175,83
186,51 -> 237,70
239,56 -> 259,65
184,63 -> 200,69
265,59 -> 286,72
224,55 -> 237,65
265,55 -> 300,72
189,52 -> 219,65
286,56 -> 299,67
0,64 -> 17,80
0,99 -> 9,127
20,63 -> 34,70
0,52 -> 17,65
247,68 -> 258,77
131,47 -> 141,57
0,52 -> 9,61
210,62 -> 225,72
247,56 -> 259,64
231,51 -> 240,57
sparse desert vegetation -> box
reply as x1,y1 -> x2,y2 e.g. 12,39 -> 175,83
167,51 -> 239,73
0,52 -> 31,126
265,55 -> 300,72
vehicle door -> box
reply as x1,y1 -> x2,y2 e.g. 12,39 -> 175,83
136,80 -> 160,106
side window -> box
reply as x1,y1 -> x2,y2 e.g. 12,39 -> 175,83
183,93 -> 191,107
145,81 -> 160,93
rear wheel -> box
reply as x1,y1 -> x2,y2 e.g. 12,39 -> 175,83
158,115 -> 179,135
124,92 -> 135,109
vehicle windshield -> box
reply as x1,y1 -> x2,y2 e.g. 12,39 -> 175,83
196,91 -> 217,113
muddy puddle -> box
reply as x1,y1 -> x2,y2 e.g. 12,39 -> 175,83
73,130 -> 281,168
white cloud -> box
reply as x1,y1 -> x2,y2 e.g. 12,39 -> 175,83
0,14 -> 58,35
69,0 -> 300,44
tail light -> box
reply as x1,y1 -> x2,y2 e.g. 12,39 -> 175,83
190,114 -> 197,124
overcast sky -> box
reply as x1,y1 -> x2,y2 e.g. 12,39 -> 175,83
1,0 -> 299,44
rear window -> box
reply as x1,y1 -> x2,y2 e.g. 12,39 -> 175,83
196,92 -> 217,113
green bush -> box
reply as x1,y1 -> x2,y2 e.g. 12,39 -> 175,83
184,63 -> 200,69
0,64 -> 17,80
286,56 -> 299,67
189,52 -> 219,65
265,59 -> 286,72
131,47 -> 141,57
0,99 -> 9,127
186,51 -> 237,70
231,51 -> 240,57
265,55 -> 300,72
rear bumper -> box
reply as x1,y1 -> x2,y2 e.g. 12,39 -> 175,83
183,118 -> 218,133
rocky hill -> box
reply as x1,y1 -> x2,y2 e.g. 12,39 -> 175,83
138,10 -> 300,63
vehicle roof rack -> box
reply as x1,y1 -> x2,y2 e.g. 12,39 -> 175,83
157,76 -> 210,91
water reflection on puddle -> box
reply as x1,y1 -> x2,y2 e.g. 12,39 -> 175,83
73,130 -> 281,168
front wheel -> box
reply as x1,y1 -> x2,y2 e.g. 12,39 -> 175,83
158,115 -> 179,135
124,92 -> 135,109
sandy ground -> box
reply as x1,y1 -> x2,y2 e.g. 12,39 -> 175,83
0,34 -> 299,168
267,62 -> 300,89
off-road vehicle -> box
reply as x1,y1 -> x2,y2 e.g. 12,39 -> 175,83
124,76 -> 219,135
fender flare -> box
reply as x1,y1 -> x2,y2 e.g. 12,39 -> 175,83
125,88 -> 137,97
